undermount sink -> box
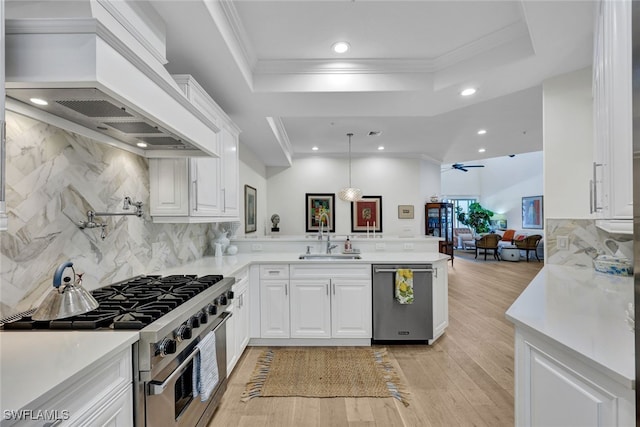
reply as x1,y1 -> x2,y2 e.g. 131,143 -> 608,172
298,254 -> 362,260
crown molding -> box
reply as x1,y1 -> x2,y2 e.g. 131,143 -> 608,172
266,117 -> 293,166
204,0 -> 255,90
251,19 -> 530,76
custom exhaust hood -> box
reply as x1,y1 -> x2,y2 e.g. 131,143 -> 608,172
5,5 -> 220,158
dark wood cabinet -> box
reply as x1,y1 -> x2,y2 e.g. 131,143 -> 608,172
425,203 -> 454,263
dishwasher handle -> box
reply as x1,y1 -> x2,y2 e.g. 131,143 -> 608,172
373,268 -> 433,274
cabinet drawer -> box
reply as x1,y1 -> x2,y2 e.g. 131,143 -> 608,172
290,263 -> 370,279
260,264 -> 289,279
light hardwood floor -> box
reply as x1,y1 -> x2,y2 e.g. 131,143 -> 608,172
209,254 -> 543,427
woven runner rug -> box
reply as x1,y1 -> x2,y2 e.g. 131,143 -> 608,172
241,347 -> 409,406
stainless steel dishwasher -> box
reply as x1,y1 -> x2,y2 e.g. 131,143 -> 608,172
372,264 -> 434,342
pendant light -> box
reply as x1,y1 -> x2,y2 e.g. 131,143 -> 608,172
338,133 -> 363,202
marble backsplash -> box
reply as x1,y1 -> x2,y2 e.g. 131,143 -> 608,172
0,112 -> 216,319
546,218 -> 633,267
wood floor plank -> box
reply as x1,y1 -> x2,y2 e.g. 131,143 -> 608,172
207,255 -> 542,426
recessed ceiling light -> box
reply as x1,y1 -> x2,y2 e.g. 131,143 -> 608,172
477,129 -> 487,135
136,142 -> 148,148
332,41 -> 350,54
478,148 -> 486,153
312,146 -> 319,151
377,146 -> 384,151
460,88 -> 477,97
29,97 -> 48,106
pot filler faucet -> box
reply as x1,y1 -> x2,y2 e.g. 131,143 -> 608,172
78,196 -> 144,240
317,212 -> 338,254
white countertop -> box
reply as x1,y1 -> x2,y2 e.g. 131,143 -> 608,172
158,252 -> 450,277
1,250 -> 448,414
0,330 -> 139,413
506,265 -> 634,388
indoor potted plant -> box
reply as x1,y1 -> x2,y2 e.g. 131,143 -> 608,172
455,203 -> 494,235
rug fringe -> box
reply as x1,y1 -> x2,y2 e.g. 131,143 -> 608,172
240,349 -> 274,402
373,348 -> 411,407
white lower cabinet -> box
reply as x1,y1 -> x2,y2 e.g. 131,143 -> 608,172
16,347 -> 134,427
515,329 -> 634,427
290,279 -> 331,338
259,263 -> 371,342
330,278 -> 371,338
260,281 -> 290,338
431,263 -> 448,341
75,384 -> 133,427
227,269 -> 250,374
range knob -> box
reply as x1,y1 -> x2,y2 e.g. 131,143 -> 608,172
175,324 -> 192,342
227,290 -> 235,300
206,303 -> 217,315
188,316 -> 201,329
218,294 -> 228,306
157,338 -> 177,357
197,310 -> 208,325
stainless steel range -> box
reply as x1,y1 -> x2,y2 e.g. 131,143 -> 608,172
3,274 -> 235,427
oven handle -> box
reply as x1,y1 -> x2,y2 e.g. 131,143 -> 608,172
148,312 -> 232,396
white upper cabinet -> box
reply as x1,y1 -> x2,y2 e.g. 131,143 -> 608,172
149,75 -> 240,223
592,0 -> 632,223
219,124 -> 240,218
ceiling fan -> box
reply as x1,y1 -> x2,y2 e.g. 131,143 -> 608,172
448,163 -> 485,172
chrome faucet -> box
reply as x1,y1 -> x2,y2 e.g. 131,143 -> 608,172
317,212 -> 338,254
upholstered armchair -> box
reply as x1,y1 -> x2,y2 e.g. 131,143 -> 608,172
514,234 -> 543,262
475,234 -> 502,260
453,228 -> 473,249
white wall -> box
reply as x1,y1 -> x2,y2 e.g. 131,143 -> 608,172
543,67 -> 593,219
239,143 -> 268,236
264,156 -> 440,236
482,152 -> 544,229
441,151 -> 543,230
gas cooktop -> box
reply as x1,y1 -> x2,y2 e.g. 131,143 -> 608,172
2,274 -> 226,330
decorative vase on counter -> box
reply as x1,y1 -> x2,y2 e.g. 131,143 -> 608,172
212,230 -> 230,255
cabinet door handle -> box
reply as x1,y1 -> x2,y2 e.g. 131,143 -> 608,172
285,283 -> 288,296
192,162 -> 198,212
332,280 -> 335,295
222,188 -> 226,212
433,268 -> 438,279
589,179 -> 594,214
326,283 -> 329,296
593,162 -> 603,212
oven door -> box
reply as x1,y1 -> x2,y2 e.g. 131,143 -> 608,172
145,313 -> 230,427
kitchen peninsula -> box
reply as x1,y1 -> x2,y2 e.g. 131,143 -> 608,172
1,243 -> 449,426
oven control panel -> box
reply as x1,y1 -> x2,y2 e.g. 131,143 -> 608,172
153,290 -> 233,359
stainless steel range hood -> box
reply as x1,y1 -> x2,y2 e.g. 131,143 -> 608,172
5,10 -> 220,158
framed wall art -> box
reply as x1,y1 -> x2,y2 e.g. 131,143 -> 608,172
351,196 -> 382,233
305,193 -> 335,232
244,185 -> 257,233
522,195 -> 543,229
398,205 -> 414,219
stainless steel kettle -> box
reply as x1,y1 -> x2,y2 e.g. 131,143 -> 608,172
32,261 -> 99,320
